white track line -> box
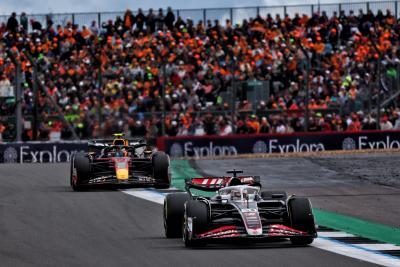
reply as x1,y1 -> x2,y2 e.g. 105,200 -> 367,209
355,244 -> 400,251
313,237 -> 400,267
318,232 -> 355,238
122,188 -> 165,204
121,188 -> 400,267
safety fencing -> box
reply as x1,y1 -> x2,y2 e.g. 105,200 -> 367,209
0,1 -> 399,30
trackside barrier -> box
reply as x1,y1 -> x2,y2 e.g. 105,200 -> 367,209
0,141 -> 87,163
2,130 -> 400,163
157,131 -> 400,158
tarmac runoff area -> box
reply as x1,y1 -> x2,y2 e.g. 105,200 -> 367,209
0,151 -> 400,266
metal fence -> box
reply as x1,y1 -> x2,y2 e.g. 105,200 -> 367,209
0,1 -> 399,30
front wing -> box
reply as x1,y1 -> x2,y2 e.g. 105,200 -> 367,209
80,173 -> 159,187
192,224 -> 316,241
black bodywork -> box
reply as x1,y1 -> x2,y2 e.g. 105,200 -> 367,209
70,137 -> 170,190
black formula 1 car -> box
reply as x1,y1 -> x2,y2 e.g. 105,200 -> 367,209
164,170 -> 317,247
70,134 -> 170,191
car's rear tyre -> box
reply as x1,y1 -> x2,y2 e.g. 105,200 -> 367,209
71,153 -> 90,191
164,193 -> 190,238
183,200 -> 209,247
261,190 -> 287,200
288,197 -> 316,245
153,152 -> 170,189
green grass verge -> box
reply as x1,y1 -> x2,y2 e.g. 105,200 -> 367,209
313,208 -> 400,245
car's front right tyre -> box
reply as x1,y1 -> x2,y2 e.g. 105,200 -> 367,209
71,153 -> 90,191
163,193 -> 190,238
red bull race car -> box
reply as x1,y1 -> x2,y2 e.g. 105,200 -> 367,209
70,134 -> 170,191
164,170 -> 317,247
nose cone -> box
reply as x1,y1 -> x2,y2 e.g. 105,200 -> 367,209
116,168 -> 129,180
115,158 -> 129,180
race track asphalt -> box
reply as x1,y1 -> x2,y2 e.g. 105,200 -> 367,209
0,163 -> 380,267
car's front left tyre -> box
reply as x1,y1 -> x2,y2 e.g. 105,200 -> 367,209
153,152 -> 170,189
288,197 -> 316,245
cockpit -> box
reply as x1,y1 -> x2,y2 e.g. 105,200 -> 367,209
218,186 -> 260,202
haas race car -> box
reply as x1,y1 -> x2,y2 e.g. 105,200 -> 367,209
164,170 -> 317,247
70,134 -> 170,191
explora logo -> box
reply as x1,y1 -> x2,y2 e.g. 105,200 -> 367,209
253,139 -> 325,153
169,142 -> 237,157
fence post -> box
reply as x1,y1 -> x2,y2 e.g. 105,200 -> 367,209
177,9 -> 180,18
377,56 -> 382,130
231,80 -> 236,134
98,12 -> 101,28
230,8 -> 233,23
311,5 -> 314,15
396,1 -> 398,20
72,13 -> 75,25
161,63 -> 166,137
32,64 -> 39,140
257,6 -> 260,16
339,3 -> 342,14
15,63 -> 22,141
8,51 -> 22,141
366,2 -> 370,12
203,9 -> 206,25
284,5 -> 287,16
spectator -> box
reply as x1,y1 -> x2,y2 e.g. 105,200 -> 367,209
146,8 -> 156,33
164,7 -> 175,31
90,20 -> 99,35
0,122 -> 5,141
123,9 -> 135,32
135,8 -> 146,32
393,112 -> 400,129
6,12 -> 18,33
259,117 -> 270,133
20,12 -> 28,32
30,19 -> 42,31
155,8 -> 164,31
219,118 -> 233,135
380,115 -> 393,130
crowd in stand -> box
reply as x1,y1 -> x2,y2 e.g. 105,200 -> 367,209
1,7 -> 400,140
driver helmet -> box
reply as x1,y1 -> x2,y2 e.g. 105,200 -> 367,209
144,146 -> 152,157
242,189 -> 248,199
114,146 -> 123,157
231,190 -> 241,199
114,146 -> 127,157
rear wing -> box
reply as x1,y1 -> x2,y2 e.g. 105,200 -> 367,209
185,176 -> 261,192
87,139 -> 147,154
88,138 -> 146,147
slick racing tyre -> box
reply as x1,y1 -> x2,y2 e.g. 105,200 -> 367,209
71,153 -> 90,191
183,200 -> 209,247
153,152 -> 170,189
288,197 -> 316,245
164,193 -> 190,238
261,190 -> 287,200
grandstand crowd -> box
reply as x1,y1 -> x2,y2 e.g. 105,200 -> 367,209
1,7 -> 400,140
